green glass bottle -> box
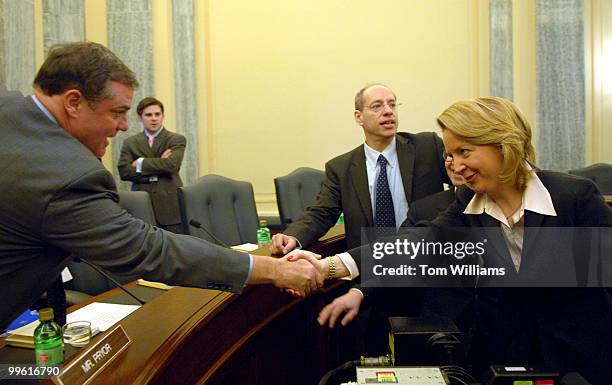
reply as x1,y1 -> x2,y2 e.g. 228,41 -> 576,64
336,213 -> 345,225
257,219 -> 271,247
34,307 -> 64,366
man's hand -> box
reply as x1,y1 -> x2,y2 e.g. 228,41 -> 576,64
269,233 -> 298,255
318,289 -> 363,328
283,250 -> 325,297
161,148 -> 173,158
272,255 -> 324,297
287,251 -> 351,283
286,250 -> 325,274
249,254 -> 322,297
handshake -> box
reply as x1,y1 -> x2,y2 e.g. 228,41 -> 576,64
264,233 -> 345,297
248,233 -> 349,298
247,233 -> 360,329
268,250 -> 334,298
244,233 -> 364,329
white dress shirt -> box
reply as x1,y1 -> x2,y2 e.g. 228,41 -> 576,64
463,168 -> 557,271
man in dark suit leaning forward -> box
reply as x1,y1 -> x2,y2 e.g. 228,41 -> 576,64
0,42 -> 322,331
270,83 -> 449,263
118,97 -> 185,233
269,83 -> 449,355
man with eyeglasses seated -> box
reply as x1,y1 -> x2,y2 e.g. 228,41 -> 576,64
270,83 -> 450,354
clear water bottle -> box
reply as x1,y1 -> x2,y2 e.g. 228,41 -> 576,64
34,307 -> 64,366
257,219 -> 271,247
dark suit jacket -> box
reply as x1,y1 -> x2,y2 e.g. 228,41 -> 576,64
117,129 -> 186,226
0,91 -> 249,331
403,188 -> 455,227
352,171 -> 612,384
399,188 -> 477,338
285,132 -> 448,250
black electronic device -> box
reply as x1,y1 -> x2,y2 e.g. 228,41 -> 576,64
484,365 -> 559,385
388,316 -> 463,366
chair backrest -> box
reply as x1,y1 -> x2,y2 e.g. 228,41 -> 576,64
66,262 -> 115,296
274,167 -> 325,228
178,174 -> 259,246
568,163 -> 612,195
67,191 -> 155,296
117,190 -> 157,225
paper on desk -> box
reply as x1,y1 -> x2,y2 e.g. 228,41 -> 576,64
137,278 -> 174,290
67,302 -> 140,332
7,319 -> 39,337
5,320 -> 41,348
231,243 -> 259,252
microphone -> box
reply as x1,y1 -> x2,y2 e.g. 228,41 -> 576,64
74,258 -> 146,305
189,219 -> 230,248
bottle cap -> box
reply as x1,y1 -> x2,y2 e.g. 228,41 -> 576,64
259,219 -> 268,227
39,307 -> 54,321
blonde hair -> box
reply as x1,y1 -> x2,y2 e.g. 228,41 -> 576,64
436,96 -> 536,191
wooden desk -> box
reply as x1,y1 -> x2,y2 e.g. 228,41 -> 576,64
37,225 -> 348,385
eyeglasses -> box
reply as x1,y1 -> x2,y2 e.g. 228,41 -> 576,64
365,101 -> 401,113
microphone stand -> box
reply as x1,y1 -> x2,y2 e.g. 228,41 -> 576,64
188,219 -> 230,248
74,258 -> 146,305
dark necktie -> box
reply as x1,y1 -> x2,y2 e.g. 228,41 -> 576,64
374,155 -> 396,231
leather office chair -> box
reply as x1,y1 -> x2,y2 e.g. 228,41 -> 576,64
66,191 -> 155,301
178,174 -> 259,246
274,167 -> 325,228
568,163 -> 612,195
116,190 -> 157,224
